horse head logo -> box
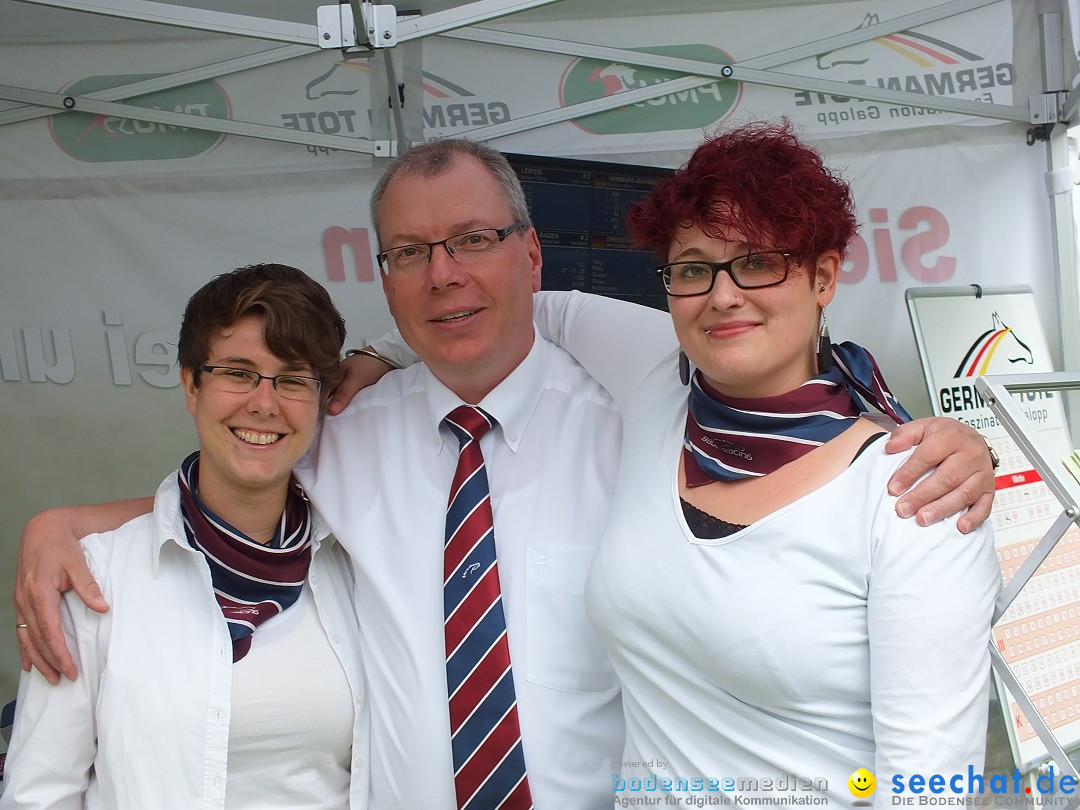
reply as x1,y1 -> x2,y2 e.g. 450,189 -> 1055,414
816,14 -> 877,70
587,63 -> 640,96
305,61 -> 366,100
953,312 -> 1034,378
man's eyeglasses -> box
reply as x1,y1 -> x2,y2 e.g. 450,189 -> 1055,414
377,224 -> 524,274
198,365 -> 323,402
655,251 -> 795,297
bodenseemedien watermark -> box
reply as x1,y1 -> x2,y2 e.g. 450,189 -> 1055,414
613,770 -> 830,807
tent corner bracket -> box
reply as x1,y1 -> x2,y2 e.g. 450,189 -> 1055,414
1027,123 -> 1055,145
317,3 -> 398,51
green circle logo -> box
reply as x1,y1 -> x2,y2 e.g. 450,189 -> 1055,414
50,74 -> 229,162
561,44 -> 740,135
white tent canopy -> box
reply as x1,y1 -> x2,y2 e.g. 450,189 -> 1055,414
2,0 -> 1076,372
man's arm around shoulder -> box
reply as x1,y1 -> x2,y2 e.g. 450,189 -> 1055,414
14,498 -> 151,683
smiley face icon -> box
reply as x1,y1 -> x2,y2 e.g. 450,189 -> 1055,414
848,768 -> 876,798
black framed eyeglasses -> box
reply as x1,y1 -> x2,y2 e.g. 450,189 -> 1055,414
655,250 -> 795,297
377,223 -> 524,273
198,365 -> 323,402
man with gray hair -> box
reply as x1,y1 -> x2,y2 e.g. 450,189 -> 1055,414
305,137 -> 627,808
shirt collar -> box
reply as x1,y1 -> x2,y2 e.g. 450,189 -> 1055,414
423,325 -> 547,456
150,471 -> 331,574
150,473 -> 185,574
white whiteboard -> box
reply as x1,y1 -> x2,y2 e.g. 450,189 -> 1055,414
907,285 -> 1080,771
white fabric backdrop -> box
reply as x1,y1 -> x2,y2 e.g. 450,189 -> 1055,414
0,0 -> 1062,706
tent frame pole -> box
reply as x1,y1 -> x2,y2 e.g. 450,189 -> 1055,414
1037,4 -> 1080,420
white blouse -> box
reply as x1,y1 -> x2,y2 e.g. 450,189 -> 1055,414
0,473 -> 369,810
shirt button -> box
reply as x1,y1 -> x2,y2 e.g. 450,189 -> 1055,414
310,574 -> 319,585
509,432 -> 519,442
333,634 -> 341,644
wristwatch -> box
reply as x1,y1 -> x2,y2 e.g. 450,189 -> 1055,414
982,435 -> 1000,471
345,346 -> 402,370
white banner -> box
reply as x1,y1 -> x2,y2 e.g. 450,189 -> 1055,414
0,0 -> 1024,173
0,0 -> 1057,706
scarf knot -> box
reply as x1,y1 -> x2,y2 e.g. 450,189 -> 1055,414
177,452 -> 314,662
684,341 -> 911,486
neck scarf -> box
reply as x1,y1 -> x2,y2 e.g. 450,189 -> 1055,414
684,341 -> 912,486
177,452 -> 314,662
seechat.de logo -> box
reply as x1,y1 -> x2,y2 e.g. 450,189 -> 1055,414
560,44 -> 740,135
50,74 -> 229,162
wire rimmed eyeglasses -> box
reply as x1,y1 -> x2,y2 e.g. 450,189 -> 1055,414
198,365 -> 323,401
655,250 -> 795,297
377,223 -> 524,273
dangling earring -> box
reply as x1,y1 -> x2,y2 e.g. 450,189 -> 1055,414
817,310 -> 832,374
678,350 -> 690,386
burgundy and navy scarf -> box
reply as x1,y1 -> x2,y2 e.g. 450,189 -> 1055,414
177,452 -> 314,662
684,341 -> 911,486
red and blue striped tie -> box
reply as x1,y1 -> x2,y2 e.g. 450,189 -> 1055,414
443,406 -> 533,810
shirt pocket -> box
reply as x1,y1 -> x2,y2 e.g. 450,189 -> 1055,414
525,544 -> 619,694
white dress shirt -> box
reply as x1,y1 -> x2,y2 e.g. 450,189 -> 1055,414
295,332 -> 625,810
0,474 -> 369,810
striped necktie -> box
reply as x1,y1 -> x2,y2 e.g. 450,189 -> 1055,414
443,406 -> 533,810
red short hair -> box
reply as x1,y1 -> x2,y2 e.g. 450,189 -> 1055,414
627,121 -> 857,265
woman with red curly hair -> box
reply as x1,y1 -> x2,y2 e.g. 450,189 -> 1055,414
531,122 -> 999,802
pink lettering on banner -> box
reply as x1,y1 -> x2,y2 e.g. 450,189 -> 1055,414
323,226 -> 375,283
899,206 -> 955,283
870,208 -> 897,282
840,205 -> 955,285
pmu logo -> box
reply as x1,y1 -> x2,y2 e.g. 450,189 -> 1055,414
560,44 -> 740,135
954,312 -> 1033,378
50,75 -> 229,162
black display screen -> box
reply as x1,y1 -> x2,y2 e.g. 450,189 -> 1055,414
507,153 -> 673,311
